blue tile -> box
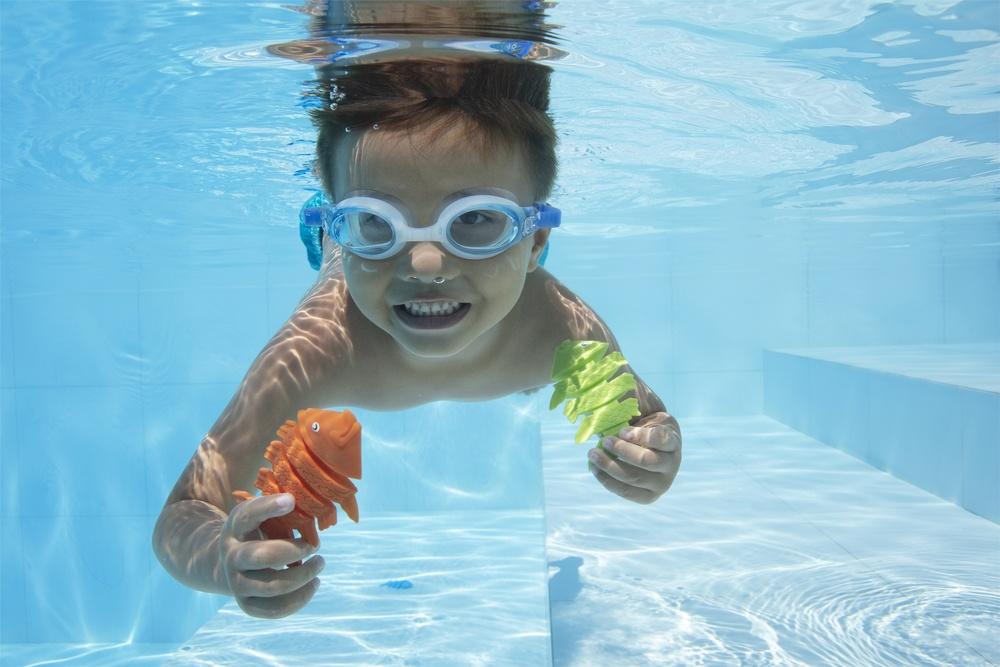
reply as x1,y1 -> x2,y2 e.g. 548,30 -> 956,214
1,236 -> 140,297
267,257 -> 318,295
669,223 -> 806,279
801,359 -> 828,437
776,352 -> 811,432
138,287 -> 269,385
762,350 -> 789,423
142,561 -> 226,643
1,515 -> 27,642
910,381 -> 966,504
11,291 -> 140,388
763,351 -> 810,430
807,249 -> 944,346
636,372 -> 675,418
960,392 -> 1000,523
940,219 -> 1000,257
15,386 -> 145,517
140,255 -> 268,293
560,273 -> 672,374
943,258 -> 1000,341
671,266 -> 807,373
865,373 -> 910,472
1,294 -> 13,388
138,206 -> 269,292
1,388 -> 19,518
868,373 -> 964,504
21,516 -> 152,642
805,360 -> 870,462
266,226 -> 320,290
176,511 -> 551,664
671,371 -> 762,417
547,232 -> 674,283
266,280 -> 314,334
142,383 -> 237,516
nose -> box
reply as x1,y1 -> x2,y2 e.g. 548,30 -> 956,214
400,241 -> 459,283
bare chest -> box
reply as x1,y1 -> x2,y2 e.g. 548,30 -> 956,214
343,335 -> 552,410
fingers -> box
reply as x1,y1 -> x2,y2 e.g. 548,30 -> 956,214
599,436 -> 673,473
590,445 -> 664,492
233,537 -> 318,571
589,438 -> 681,501
588,461 -> 658,504
220,492 -> 327,618
231,553 -> 326,599
237,576 -> 322,620
230,493 -> 295,539
617,424 -> 679,453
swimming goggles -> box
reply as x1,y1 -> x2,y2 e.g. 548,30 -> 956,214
299,191 -> 560,263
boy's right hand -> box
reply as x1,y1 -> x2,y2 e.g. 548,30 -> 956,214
218,493 -> 325,619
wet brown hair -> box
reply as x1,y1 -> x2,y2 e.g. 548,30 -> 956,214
308,58 -> 558,201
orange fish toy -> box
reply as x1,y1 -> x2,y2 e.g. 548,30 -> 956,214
232,408 -> 362,551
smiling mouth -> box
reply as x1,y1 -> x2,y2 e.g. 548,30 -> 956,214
392,302 -> 472,330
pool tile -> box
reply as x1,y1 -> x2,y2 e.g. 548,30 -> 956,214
10,291 -> 140,388
671,265 -> 807,373
14,386 -> 145,518
20,516 -> 153,642
1,515 -> 27,643
671,370 -> 762,417
141,382 -> 237,516
138,287 -> 268,385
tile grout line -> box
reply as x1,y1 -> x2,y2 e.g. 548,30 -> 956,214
136,269 -> 155,639
5,262 -> 31,643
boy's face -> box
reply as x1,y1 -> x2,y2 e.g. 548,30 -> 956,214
328,120 -> 550,364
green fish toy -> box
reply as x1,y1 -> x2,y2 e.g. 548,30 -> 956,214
549,340 -> 641,444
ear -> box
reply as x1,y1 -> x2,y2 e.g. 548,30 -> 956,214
527,228 -> 552,273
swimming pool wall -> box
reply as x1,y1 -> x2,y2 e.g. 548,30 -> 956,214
2,0 -> 1000,650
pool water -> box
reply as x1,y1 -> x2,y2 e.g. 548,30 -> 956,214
1,0 -> 998,665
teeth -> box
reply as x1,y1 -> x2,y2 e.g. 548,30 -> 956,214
403,300 -> 462,317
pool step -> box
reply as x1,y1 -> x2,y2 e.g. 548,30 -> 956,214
763,344 -> 1000,523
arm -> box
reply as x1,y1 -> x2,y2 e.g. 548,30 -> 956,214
544,275 -> 676,428
545,278 -> 682,503
152,278 -> 349,593
595,329 -> 678,438
152,342 -> 306,594
586,318 -> 680,443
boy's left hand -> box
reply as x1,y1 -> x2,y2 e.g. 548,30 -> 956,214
587,412 -> 681,504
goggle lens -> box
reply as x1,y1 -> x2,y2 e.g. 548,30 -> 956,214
447,208 -> 516,248
343,211 -> 394,245
336,205 -> 518,256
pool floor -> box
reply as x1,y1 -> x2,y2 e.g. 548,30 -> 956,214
543,413 -> 1000,666
3,414 -> 998,666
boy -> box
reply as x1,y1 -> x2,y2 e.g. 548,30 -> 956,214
153,58 -> 681,619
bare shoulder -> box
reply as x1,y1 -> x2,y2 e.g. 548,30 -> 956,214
529,268 -> 669,418
527,267 -> 622,351
510,268 -> 622,394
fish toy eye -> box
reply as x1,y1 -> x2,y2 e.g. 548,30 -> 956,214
311,421 -> 320,432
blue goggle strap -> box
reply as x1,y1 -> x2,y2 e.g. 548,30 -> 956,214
299,190 -> 328,270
